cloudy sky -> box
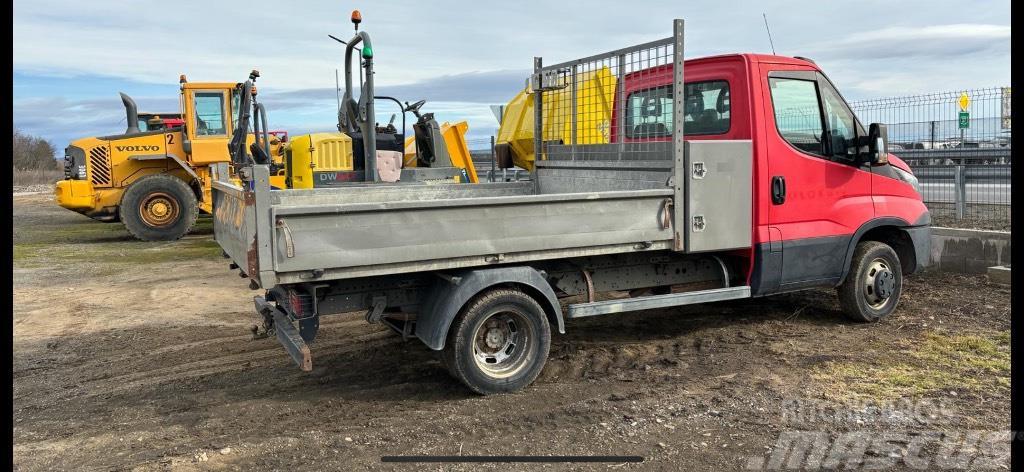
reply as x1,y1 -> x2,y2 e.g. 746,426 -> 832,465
13,0 -> 1011,151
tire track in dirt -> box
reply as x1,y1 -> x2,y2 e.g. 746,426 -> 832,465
13,315 -> 376,382
16,323 -> 402,409
540,337 -> 708,383
18,332 -> 400,409
79,332 -> 402,399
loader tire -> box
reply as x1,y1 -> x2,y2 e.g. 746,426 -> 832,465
120,174 -> 198,241
837,241 -> 903,322
443,288 -> 551,395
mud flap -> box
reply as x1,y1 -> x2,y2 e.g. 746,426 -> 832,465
254,296 -> 312,371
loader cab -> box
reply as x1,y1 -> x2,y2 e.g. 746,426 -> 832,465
180,81 -> 242,165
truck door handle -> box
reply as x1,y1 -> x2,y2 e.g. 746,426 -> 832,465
771,176 -> 786,205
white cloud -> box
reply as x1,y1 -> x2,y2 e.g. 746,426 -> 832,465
13,0 -> 1012,149
841,24 -> 1010,44
809,24 -> 1011,62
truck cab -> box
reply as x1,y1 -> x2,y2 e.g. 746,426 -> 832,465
499,53 -> 929,297
624,54 -> 928,295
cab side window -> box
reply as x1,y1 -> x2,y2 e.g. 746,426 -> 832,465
194,92 -> 227,136
624,80 -> 730,138
626,85 -> 671,138
768,78 -> 824,155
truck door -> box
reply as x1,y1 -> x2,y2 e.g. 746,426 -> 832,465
760,68 -> 873,290
183,88 -> 234,165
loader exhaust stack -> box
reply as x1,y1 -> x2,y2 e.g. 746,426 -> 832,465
120,92 -> 140,134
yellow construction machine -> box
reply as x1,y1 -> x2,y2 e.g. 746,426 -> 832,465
402,120 -> 478,183
242,11 -> 480,189
494,67 -> 617,171
55,76 -> 291,240
56,70 -> 478,240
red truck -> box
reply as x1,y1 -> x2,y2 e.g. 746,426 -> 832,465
216,18 -> 929,395
601,53 -> 930,301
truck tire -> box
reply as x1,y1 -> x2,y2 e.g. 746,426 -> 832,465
442,288 -> 551,395
837,241 -> 903,322
119,174 -> 198,241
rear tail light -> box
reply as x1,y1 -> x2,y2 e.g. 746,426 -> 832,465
286,289 -> 314,319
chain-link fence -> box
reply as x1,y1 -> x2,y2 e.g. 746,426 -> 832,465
849,87 -> 1011,230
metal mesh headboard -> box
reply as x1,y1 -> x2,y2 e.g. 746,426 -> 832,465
531,20 -> 685,164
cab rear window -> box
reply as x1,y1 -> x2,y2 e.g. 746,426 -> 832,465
625,80 -> 730,138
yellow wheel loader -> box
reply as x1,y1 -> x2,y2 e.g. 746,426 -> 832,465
55,76 -> 291,241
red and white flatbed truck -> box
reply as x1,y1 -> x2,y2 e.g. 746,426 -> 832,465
213,18 -> 930,394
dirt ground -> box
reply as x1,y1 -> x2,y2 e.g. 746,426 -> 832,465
13,191 -> 1011,471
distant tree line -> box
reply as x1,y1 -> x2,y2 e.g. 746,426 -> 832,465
13,130 -> 59,171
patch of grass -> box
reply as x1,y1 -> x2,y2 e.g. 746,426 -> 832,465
14,217 -> 221,268
15,238 -> 222,267
13,221 -> 128,246
814,330 -> 1010,400
14,216 -> 213,246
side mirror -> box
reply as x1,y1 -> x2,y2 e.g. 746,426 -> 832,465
866,123 -> 889,165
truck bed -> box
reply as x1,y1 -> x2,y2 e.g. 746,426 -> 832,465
213,158 -> 684,287
214,23 -> 753,291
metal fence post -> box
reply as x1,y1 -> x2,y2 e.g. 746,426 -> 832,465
671,19 -> 686,251
532,56 -> 543,192
617,53 -> 626,155
489,135 -> 496,183
570,64 -> 578,160
954,164 -> 966,220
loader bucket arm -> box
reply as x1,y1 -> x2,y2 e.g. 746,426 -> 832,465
228,80 -> 254,167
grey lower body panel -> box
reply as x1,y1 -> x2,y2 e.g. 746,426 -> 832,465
904,225 -> 932,274
566,285 -> 751,318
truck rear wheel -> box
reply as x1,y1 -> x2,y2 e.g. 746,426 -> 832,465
443,288 -> 551,395
119,174 -> 198,241
837,241 -> 903,322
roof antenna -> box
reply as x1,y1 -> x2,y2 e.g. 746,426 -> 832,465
762,13 -> 777,55
335,68 -> 341,114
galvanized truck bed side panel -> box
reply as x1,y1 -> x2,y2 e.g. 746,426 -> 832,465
212,179 -> 255,275
270,189 -> 674,281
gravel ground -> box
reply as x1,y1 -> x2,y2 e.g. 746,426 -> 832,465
13,184 -> 55,194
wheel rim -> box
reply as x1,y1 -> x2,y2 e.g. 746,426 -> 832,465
138,192 -> 180,228
472,310 -> 533,379
863,257 -> 896,310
